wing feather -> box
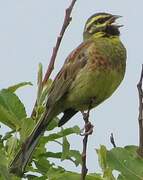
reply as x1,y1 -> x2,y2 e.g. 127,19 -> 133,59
46,41 -> 91,107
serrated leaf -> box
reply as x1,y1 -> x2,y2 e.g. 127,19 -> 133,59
0,105 -> 20,129
106,146 -> 143,180
6,82 -> 32,93
0,89 -> 27,129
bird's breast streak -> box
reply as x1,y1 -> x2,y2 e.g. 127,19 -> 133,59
65,66 -> 123,111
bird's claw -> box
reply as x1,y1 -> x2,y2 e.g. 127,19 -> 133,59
80,122 -> 94,136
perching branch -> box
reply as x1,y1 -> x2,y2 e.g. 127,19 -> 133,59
81,108 -> 94,180
42,0 -> 77,85
137,64 -> 143,157
31,0 -> 77,117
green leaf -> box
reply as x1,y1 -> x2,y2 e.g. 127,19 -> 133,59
117,174 -> 126,180
0,167 -> 11,180
106,146 -> 143,180
33,140 -> 47,158
5,136 -> 18,163
34,158 -> 51,174
0,145 -> 11,180
68,150 -> 82,166
96,145 -> 107,170
19,118 -> 35,142
24,174 -> 39,179
45,166 -> 65,179
47,117 -> 59,131
37,63 -> 43,86
37,63 -> 43,104
40,151 -> 62,159
39,150 -> 81,166
0,89 -> 27,129
6,82 -> 32,93
2,130 -> 15,141
96,146 -> 116,179
42,125 -> 80,142
38,78 -> 52,105
61,136 -> 70,160
46,171 -> 102,180
88,173 -> 103,180
0,105 -> 20,129
103,168 -> 116,180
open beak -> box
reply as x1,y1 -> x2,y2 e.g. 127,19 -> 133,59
108,15 -> 123,28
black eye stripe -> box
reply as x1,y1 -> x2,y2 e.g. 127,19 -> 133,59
96,17 -> 110,24
86,24 -> 95,31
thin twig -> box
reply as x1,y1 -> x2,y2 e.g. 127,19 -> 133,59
42,0 -> 77,85
110,133 -> 116,148
81,107 -> 94,180
137,64 -> 143,157
31,0 -> 77,117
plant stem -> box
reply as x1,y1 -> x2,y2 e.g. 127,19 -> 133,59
81,108 -> 94,180
42,0 -> 77,86
31,0 -> 77,117
137,64 -> 143,157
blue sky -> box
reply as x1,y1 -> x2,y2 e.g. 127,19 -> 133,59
0,0 -> 142,173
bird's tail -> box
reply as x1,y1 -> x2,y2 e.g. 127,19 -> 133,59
9,108 -> 55,176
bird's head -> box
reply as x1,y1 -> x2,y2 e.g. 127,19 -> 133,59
83,12 -> 122,40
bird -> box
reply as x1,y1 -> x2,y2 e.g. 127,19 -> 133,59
9,12 -> 126,176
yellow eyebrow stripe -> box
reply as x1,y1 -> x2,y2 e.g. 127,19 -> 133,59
85,15 -> 109,30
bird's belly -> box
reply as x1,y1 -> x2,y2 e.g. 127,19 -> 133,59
65,68 -> 124,111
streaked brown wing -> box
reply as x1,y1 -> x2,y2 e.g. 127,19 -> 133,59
46,41 -> 91,107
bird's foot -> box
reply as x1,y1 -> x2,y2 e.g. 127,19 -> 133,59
80,122 -> 94,136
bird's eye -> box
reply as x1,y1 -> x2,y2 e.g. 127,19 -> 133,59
97,17 -> 110,24
86,26 -> 91,31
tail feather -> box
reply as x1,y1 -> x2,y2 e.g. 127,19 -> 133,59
58,108 -> 77,127
9,108 -> 54,176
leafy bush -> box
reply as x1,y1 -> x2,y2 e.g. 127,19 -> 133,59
0,83 -> 143,179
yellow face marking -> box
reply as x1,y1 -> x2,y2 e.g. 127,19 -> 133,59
85,15 -> 110,31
